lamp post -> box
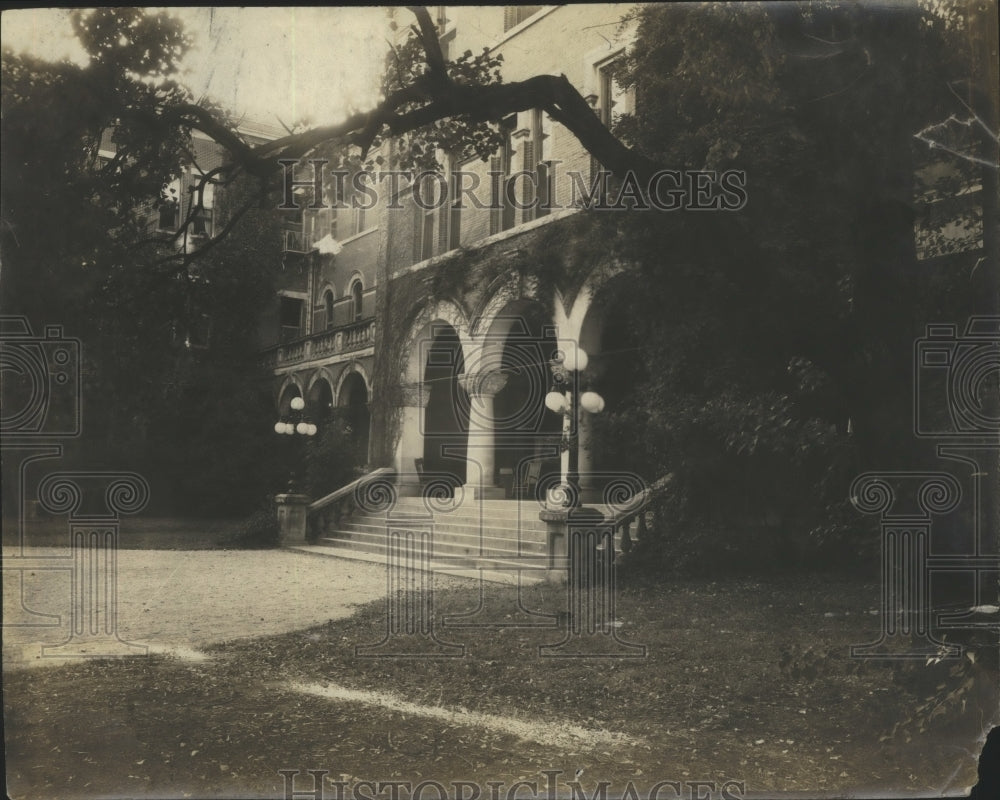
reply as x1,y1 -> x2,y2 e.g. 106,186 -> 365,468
274,395 -> 317,492
544,345 -> 604,508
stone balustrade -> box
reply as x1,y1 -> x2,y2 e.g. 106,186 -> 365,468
259,318 -> 375,369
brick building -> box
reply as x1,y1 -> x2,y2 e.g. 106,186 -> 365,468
262,5 -> 641,505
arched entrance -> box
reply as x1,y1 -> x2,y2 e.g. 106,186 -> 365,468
277,381 -> 303,417
577,273 -> 648,492
479,300 -> 563,498
394,301 -> 473,496
422,323 -> 468,489
307,377 -> 334,425
337,370 -> 370,467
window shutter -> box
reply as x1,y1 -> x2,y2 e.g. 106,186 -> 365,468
521,140 -> 535,223
490,156 -> 502,235
537,161 -> 550,217
450,196 -> 462,251
437,192 -> 450,253
412,198 -> 423,263
503,176 -> 517,230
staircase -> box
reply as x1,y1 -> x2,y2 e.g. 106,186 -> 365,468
313,496 -> 558,576
287,469 -> 654,584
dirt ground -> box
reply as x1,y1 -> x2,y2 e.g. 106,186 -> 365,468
2,546 -> 468,669
3,546 -> 995,799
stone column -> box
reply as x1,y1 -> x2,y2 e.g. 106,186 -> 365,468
394,382 -> 430,496
459,370 -> 508,499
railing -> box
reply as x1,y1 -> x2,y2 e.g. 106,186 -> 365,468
306,467 -> 395,539
601,488 -> 651,556
600,474 -> 671,555
259,318 -> 375,369
283,229 -> 311,253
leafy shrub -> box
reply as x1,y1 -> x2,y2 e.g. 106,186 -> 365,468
222,502 -> 279,549
885,636 -> 998,744
302,416 -> 365,499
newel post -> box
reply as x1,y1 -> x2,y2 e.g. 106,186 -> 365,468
276,492 -> 311,544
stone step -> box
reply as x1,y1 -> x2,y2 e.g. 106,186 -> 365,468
387,498 -> 579,516
334,528 -> 548,557
345,507 -> 554,530
287,544 -> 551,586
335,517 -> 549,543
321,527 -> 547,561
313,535 -> 556,573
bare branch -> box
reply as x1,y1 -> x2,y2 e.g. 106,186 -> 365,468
150,191 -> 261,272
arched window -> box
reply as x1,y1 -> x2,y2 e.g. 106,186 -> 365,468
323,290 -> 335,329
350,280 -> 363,321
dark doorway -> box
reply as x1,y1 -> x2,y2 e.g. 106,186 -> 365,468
422,324 -> 468,489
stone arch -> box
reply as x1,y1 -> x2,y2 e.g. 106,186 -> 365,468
554,259 -> 628,344
399,298 -> 473,385
470,270 -> 539,338
394,298 -> 473,493
320,283 -> 337,328
306,366 -> 338,398
334,363 -> 371,467
343,270 -> 364,298
471,289 -> 563,495
306,368 -> 337,422
335,360 -> 372,401
574,264 -> 645,490
276,374 -> 305,415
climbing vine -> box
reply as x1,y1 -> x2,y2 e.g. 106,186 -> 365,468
369,205 -> 641,468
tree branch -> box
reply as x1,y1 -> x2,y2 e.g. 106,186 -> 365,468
132,6 -> 658,262
406,6 -> 448,86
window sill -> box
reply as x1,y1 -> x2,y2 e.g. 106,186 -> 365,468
338,227 -> 379,247
398,206 -> 580,277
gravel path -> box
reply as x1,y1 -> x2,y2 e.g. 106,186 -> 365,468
2,547 -> 467,670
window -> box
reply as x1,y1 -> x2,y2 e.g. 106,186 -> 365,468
490,115 -> 518,235
191,180 -> 215,238
591,58 -> 634,191
598,61 -> 632,128
413,173 -> 437,262
503,6 -> 542,32
437,157 -> 463,253
279,296 -> 304,342
158,178 -> 181,231
350,280 -> 364,321
434,5 -> 448,31
434,6 -> 456,59
448,164 -> 462,250
283,186 -> 306,226
192,207 -> 213,237
158,201 -> 179,231
526,109 -> 553,222
323,290 -> 335,329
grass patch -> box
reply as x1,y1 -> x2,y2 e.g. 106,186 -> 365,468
5,574 -> 994,798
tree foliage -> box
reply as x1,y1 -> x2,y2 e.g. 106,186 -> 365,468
582,0 -> 998,571
1,9 -> 289,516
